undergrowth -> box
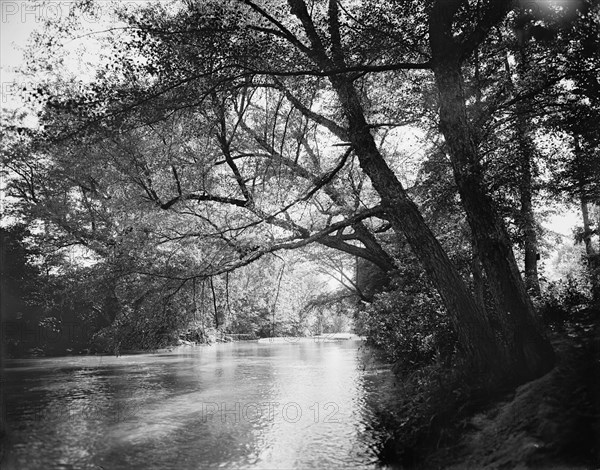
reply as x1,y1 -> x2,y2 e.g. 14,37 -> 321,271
368,275 -> 599,469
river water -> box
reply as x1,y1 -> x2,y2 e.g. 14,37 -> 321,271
2,340 -> 399,469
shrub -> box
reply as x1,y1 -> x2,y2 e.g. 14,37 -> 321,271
91,299 -> 187,353
361,267 -> 458,371
539,275 -> 594,332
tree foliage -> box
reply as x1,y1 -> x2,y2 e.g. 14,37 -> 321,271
1,0 -> 598,386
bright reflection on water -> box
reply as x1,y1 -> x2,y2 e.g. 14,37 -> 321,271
3,340 -> 397,469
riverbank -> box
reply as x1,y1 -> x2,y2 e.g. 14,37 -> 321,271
379,315 -> 600,469
4,331 -> 365,358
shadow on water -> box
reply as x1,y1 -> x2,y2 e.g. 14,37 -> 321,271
2,340 -> 403,469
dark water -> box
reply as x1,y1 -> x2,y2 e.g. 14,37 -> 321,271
2,340 -> 397,469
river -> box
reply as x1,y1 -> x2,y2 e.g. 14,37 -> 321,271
2,339 -> 399,469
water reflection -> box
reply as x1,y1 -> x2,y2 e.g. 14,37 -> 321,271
3,341 -> 396,469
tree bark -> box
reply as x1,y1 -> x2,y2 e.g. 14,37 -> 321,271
517,124 -> 542,296
575,137 -> 598,260
330,76 -> 504,373
429,4 -> 554,381
471,237 -> 487,312
510,47 -> 541,296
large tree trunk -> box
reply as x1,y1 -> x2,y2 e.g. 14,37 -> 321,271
471,237 -> 487,312
511,48 -> 541,296
429,12 -> 554,381
518,133 -> 542,297
330,77 -> 505,374
514,109 -> 542,296
287,0 -> 551,381
575,137 -> 598,260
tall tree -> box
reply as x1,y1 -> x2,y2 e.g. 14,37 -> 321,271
19,0 -> 579,381
531,0 -> 600,297
281,0 -> 506,372
428,0 -> 555,377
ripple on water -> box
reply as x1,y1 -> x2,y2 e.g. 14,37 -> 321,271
4,341 -> 396,469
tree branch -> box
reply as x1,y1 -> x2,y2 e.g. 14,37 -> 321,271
328,0 -> 346,68
287,0 -> 332,67
248,61 -> 431,77
273,79 -> 348,140
160,193 -> 249,210
458,0 -> 513,60
241,0 -> 314,58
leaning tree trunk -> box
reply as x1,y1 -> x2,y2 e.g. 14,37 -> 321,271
330,77 -> 505,374
429,25 -> 554,381
471,237 -> 487,312
286,0 -> 537,378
